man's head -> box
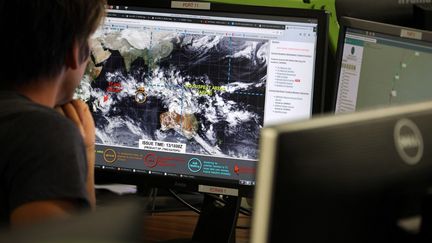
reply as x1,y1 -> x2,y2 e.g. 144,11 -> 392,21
0,0 -> 105,103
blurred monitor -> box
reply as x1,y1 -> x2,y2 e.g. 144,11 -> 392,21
334,17 -> 432,113
252,100 -> 432,243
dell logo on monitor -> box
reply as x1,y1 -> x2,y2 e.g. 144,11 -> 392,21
394,119 -> 424,165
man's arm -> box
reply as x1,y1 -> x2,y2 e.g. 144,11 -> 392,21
57,100 -> 96,210
10,200 -> 76,227
10,100 -> 96,227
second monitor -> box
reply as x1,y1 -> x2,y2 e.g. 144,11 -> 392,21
334,17 -> 432,113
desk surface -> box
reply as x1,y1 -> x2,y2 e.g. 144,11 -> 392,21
95,188 -> 251,242
143,210 -> 251,243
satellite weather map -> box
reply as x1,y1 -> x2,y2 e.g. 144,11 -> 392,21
75,28 -> 268,160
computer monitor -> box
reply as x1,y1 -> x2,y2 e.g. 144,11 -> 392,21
336,0 -> 423,27
76,1 -> 327,194
252,100 -> 432,243
75,1 -> 328,241
334,17 -> 432,113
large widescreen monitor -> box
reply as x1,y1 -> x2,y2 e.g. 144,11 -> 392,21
334,17 -> 432,113
75,1 -> 328,241
76,1 -> 328,196
252,100 -> 432,243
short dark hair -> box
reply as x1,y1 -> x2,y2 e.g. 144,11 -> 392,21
0,0 -> 105,88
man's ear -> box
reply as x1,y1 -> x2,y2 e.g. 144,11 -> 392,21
64,41 -> 81,70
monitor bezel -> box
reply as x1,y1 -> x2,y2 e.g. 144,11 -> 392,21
94,0 -> 329,197
332,16 -> 432,112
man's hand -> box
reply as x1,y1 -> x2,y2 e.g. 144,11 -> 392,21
55,100 -> 96,209
56,100 -> 95,149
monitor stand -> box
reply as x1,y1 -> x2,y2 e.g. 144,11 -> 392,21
163,194 -> 242,243
192,194 -> 241,243
137,186 -> 205,212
